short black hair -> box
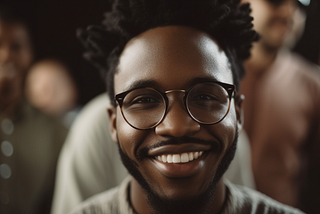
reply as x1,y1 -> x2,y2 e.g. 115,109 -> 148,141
78,0 -> 259,100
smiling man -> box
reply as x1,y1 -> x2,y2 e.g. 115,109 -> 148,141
70,0 -> 304,214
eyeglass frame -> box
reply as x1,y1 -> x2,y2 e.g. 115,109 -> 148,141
114,81 -> 237,130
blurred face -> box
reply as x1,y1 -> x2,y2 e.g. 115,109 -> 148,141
25,61 -> 78,116
245,0 -> 300,51
108,26 -> 242,213
0,20 -> 33,107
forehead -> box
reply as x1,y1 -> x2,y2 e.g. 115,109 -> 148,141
115,26 -> 233,93
0,20 -> 30,44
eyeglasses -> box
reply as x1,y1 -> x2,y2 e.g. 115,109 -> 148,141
115,81 -> 236,130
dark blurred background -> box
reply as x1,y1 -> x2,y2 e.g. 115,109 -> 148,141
1,0 -> 319,105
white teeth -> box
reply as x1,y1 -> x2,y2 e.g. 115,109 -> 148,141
172,154 -> 180,163
188,152 -> 194,161
155,151 -> 204,164
161,155 -> 167,162
181,153 -> 189,163
194,152 -> 199,159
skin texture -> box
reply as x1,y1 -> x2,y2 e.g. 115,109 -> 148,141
107,26 -> 243,214
0,20 -> 33,111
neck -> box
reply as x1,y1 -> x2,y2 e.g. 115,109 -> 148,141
130,177 -> 227,214
245,42 -> 279,74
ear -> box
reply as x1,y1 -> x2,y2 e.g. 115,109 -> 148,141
107,105 -> 118,143
235,94 -> 245,131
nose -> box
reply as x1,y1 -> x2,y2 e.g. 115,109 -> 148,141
155,94 -> 200,137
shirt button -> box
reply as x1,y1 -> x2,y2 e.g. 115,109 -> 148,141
0,191 -> 9,204
0,164 -> 11,179
1,141 -> 13,157
1,119 -> 14,135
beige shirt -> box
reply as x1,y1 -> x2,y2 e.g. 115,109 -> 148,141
51,94 -> 128,214
70,176 -> 304,214
51,94 -> 255,214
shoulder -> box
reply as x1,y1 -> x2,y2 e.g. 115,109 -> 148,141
64,93 -> 117,160
289,53 -> 320,83
66,93 -> 110,141
69,176 -> 133,214
73,93 -> 110,125
22,101 -> 68,137
70,187 -> 120,214
279,52 -> 320,106
223,180 -> 305,214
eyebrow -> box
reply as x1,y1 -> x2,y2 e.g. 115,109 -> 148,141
186,77 -> 221,87
123,76 -> 222,92
123,80 -> 161,92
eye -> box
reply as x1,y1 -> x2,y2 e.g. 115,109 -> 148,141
125,95 -> 164,111
132,96 -> 161,104
190,93 -> 220,102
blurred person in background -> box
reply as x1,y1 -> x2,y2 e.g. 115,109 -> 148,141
0,7 -> 68,214
25,59 -> 80,127
51,93 -> 128,214
241,0 -> 320,213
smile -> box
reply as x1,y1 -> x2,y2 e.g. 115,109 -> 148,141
147,143 -> 215,177
155,151 -> 204,163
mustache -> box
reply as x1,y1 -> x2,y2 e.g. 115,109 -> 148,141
137,136 -> 220,160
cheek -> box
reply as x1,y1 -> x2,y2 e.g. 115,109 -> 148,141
116,111 -> 149,158
16,50 -> 32,72
207,107 -> 237,151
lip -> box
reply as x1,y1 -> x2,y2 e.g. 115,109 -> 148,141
148,143 -> 212,156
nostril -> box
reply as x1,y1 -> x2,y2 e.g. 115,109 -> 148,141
154,109 -> 200,137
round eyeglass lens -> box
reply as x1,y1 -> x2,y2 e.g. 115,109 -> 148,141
121,88 -> 166,129
186,82 -> 230,124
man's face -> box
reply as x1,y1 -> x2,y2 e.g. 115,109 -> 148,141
245,0 -> 299,51
0,20 -> 33,107
109,26 -> 242,212
25,61 -> 78,116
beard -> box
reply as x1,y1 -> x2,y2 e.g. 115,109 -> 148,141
118,129 -> 238,214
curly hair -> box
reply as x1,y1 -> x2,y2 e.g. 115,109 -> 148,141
78,0 -> 259,100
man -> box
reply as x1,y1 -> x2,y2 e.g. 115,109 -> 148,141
241,0 -> 320,212
70,0 -> 303,213
0,8 -> 68,214
51,94 -> 255,214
